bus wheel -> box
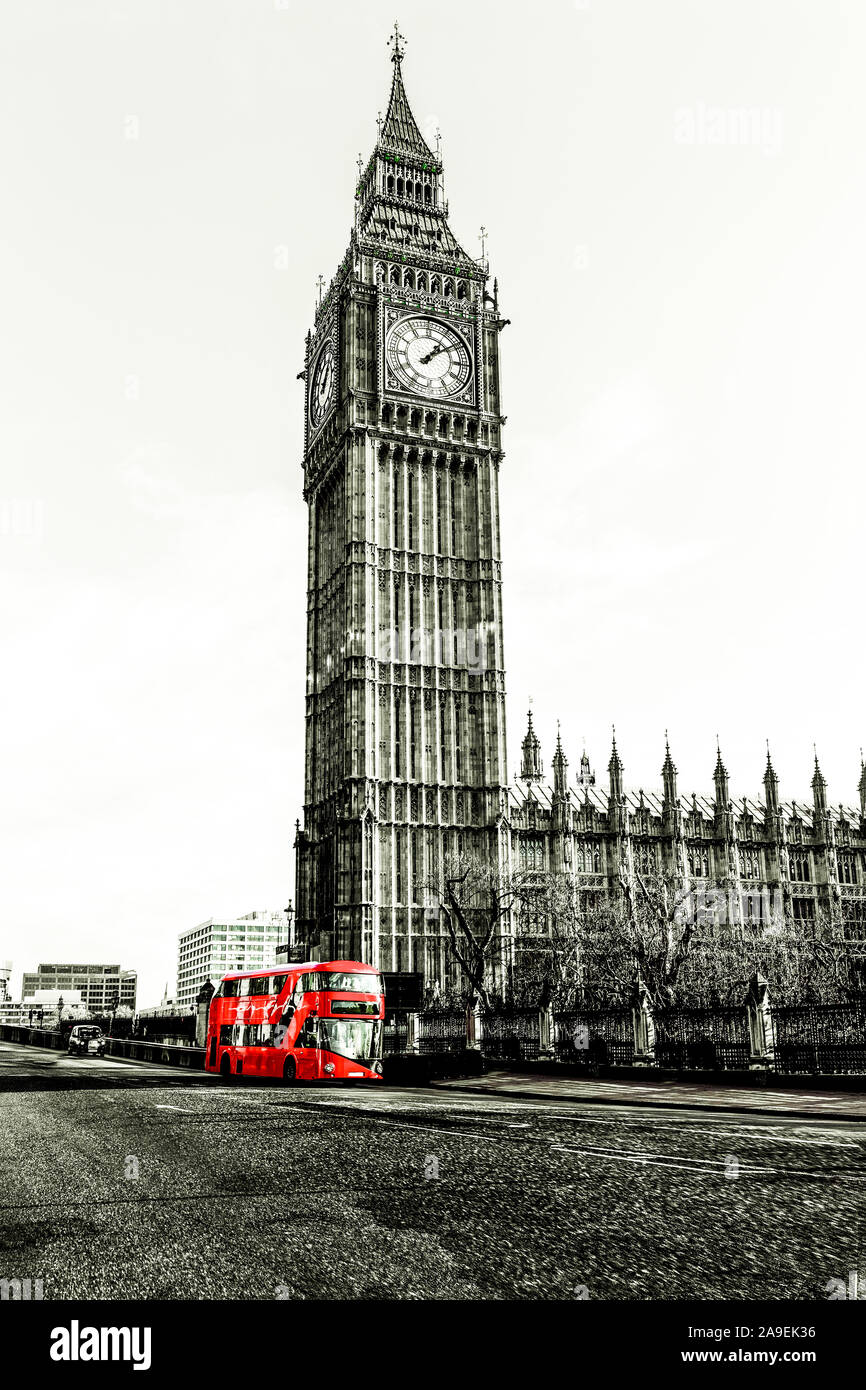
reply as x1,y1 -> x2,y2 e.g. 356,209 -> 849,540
282,1056 -> 296,1085
219,1053 -> 232,1081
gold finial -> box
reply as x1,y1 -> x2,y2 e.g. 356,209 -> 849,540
316,274 -> 325,307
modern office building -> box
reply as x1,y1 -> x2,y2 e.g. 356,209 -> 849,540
175,910 -> 288,1008
21,964 -> 137,1012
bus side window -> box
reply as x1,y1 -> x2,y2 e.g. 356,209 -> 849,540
223,980 -> 239,998
239,978 -> 251,997
272,974 -> 288,995
219,1025 -> 232,1045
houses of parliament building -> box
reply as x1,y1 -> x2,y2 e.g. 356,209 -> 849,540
292,29 -> 866,986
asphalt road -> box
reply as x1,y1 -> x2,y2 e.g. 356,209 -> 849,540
0,1041 -> 862,1300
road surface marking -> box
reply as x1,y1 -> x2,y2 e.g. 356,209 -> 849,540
550,1142 -> 863,1179
372,1119 -> 501,1143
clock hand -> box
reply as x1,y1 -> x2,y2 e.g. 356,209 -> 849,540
419,345 -> 446,365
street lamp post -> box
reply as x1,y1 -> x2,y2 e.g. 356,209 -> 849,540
277,901 -> 296,963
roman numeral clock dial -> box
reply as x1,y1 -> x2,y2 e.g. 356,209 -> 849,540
386,315 -> 472,399
310,340 -> 335,428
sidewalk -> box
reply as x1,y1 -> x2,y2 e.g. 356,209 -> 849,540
431,1068 -> 866,1121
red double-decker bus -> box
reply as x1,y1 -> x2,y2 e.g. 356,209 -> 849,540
205,959 -> 384,1083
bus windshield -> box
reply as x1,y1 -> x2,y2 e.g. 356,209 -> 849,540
320,1019 -> 383,1061
303,971 -> 382,994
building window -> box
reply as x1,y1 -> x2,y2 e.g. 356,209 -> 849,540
520,837 -> 545,871
688,848 -> 710,878
634,841 -> 655,874
409,697 -> 417,780
838,852 -> 858,885
439,702 -> 447,782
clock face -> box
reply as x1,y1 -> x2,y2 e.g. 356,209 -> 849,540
310,341 -> 335,427
387,316 -> 472,398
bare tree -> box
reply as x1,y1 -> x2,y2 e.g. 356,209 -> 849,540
512,867 -> 863,1009
427,851 -> 527,1008
509,869 -> 697,1009
509,872 -> 584,1007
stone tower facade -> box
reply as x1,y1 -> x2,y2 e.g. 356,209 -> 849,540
294,30 -> 510,979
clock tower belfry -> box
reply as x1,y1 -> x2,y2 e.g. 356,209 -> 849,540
294,28 -> 510,984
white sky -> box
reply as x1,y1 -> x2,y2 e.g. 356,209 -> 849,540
1,0 -> 863,1004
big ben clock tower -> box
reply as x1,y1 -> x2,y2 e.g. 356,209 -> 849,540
294,26 -> 510,986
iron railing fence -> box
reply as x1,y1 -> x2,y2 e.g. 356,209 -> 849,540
416,1009 -> 467,1054
654,1006 -> 750,1071
382,1015 -> 411,1056
480,1008 -> 541,1062
553,1009 -> 635,1066
771,1002 -> 866,1074
380,1000 -> 866,1072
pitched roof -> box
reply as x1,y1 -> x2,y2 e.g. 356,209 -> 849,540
361,201 -> 467,258
507,777 -> 860,831
380,55 -> 434,160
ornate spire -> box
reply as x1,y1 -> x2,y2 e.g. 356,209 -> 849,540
713,738 -> 729,807
662,732 -> 677,807
811,748 -> 827,814
379,25 -> 434,160
608,726 -> 624,802
859,750 -> 866,817
520,709 -> 543,783
552,722 -> 568,799
763,742 -> 779,815
354,27 -> 470,262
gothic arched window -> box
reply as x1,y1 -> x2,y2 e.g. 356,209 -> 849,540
396,177 -> 403,196
431,276 -> 441,294
457,280 -> 467,300
404,269 -> 414,289
387,175 -> 394,194
390,265 -> 400,284
424,184 -> 432,204
444,278 -> 453,297
417,272 -> 427,292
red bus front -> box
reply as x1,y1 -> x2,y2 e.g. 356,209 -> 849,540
205,960 -> 384,1083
